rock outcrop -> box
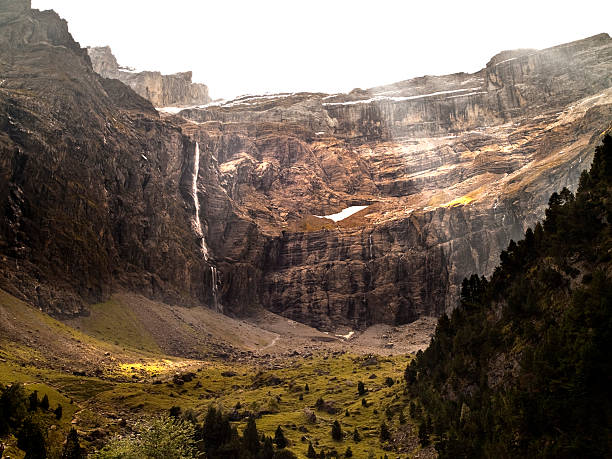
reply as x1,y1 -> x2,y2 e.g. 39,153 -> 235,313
87,46 -> 211,108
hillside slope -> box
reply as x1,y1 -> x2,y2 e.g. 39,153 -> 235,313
404,135 -> 612,458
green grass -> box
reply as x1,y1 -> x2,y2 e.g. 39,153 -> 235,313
70,298 -> 162,353
0,289 -> 422,457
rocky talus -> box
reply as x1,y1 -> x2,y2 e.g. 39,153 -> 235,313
0,0 -> 611,330
87,46 -> 211,108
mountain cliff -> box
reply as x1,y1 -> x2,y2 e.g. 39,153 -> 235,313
87,46 -> 211,108
170,34 -> 612,328
0,0 -> 611,331
0,0 -> 224,314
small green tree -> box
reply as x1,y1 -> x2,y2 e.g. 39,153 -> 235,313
17,418 -> 47,459
304,383 -> 310,392
344,446 -> 353,457
384,377 -> 394,387
274,425 -> 288,449
307,442 -> 317,458
242,417 -> 260,455
331,420 -> 343,441
379,421 -> 390,442
28,390 -> 39,411
40,394 -> 50,411
55,404 -> 63,420
62,428 -> 84,459
91,416 -> 196,459
357,381 -> 366,396
352,427 -> 361,442
260,436 -> 274,459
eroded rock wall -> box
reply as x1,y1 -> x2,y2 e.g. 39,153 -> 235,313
87,46 -> 211,107
0,0 -> 222,315
172,34 -> 612,329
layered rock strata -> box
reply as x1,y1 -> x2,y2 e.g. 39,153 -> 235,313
87,46 -> 210,108
171,34 -> 612,329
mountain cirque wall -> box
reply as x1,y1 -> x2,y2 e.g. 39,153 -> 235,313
0,0 -> 611,330
87,46 -> 211,108
0,0 -> 224,315
172,34 -> 612,329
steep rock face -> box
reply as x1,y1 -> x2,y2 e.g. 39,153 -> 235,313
171,34 -> 612,329
87,46 -> 211,108
0,0 -> 224,315
1,0 -> 611,331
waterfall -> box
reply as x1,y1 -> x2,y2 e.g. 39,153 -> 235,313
368,233 -> 374,260
210,266 -> 222,313
192,142 -> 209,260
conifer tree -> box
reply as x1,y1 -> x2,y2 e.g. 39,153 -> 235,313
307,441 -> 317,458
274,425 -> 288,449
40,394 -> 49,411
243,417 -> 260,455
379,421 -> 390,442
331,420 -> 343,441
62,428 -> 84,459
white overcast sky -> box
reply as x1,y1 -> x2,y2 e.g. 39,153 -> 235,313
32,0 -> 611,100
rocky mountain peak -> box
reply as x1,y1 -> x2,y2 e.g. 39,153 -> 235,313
87,46 -> 211,108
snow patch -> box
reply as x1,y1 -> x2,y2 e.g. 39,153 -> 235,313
335,331 -> 355,340
322,88 -> 483,107
446,91 -> 488,99
315,205 -> 369,222
495,57 -> 518,66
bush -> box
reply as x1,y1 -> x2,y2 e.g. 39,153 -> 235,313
92,416 -> 196,458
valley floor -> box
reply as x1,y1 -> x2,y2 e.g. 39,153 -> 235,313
0,290 -> 437,458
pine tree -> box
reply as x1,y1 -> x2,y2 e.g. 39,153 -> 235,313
379,421 -> 390,442
243,417 -> 261,455
331,420 -> 343,441
54,404 -> 63,420
62,428 -> 84,459
357,381 -> 366,396
307,441 -> 317,458
28,390 -> 38,411
40,394 -> 49,411
274,425 -> 288,449
344,446 -> 353,457
352,427 -> 361,442
17,418 -> 47,459
260,436 -> 274,459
